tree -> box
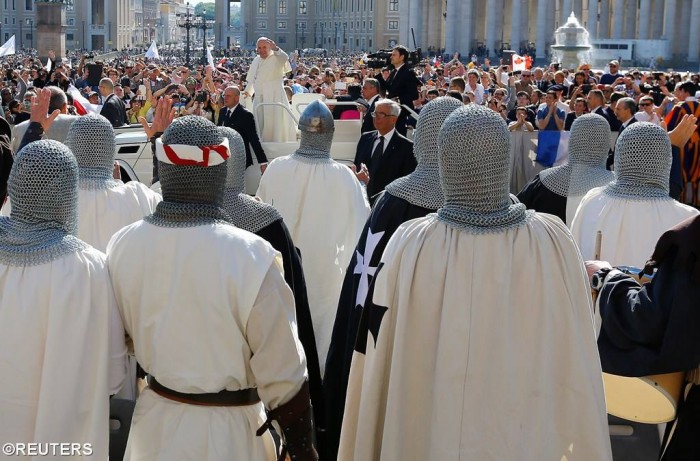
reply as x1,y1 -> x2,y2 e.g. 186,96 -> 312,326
194,2 -> 215,21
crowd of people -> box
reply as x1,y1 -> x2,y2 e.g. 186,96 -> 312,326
1,40 -> 700,461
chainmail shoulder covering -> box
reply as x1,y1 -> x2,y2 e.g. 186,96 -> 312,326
385,97 -> 463,209
605,121 -> 672,201
292,99 -> 335,163
145,116 -> 231,228
65,113 -> 121,190
219,126 -> 282,233
0,140 -> 88,267
436,104 -> 531,234
539,113 -> 614,197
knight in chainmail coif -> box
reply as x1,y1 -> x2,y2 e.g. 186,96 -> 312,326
339,104 -> 612,461
517,113 -> 614,225
106,116 -> 318,461
63,114 -> 162,255
257,100 -> 370,379
571,122 -> 699,267
324,95 -> 462,461
220,125 -> 326,454
0,140 -> 127,461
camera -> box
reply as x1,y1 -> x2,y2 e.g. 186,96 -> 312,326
366,48 -> 422,69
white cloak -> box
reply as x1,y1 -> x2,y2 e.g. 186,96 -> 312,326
0,249 -> 127,460
339,213 -> 612,461
78,182 -> 162,252
106,221 -> 308,461
257,156 -> 370,375
244,49 -> 296,143
570,187 -> 700,267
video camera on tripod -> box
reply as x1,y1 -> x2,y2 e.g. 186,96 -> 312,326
365,48 -> 422,69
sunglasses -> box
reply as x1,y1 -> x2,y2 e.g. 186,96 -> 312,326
639,103 -> 652,106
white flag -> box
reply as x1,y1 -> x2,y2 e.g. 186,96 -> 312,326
512,53 -> 527,72
145,41 -> 160,59
67,85 -> 103,115
0,35 -> 16,57
207,47 -> 215,70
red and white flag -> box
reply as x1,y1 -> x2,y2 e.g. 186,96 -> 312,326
512,54 -> 527,72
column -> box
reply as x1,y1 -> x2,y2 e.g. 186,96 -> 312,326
408,0 -> 421,48
638,0 -> 651,39
690,0 -> 700,63
611,0 -> 624,38
679,0 -> 692,56
562,0 -> 572,23
535,0 -> 548,60
511,0 -> 523,52
546,0 -> 556,50
521,1 -> 530,51
485,0 -> 497,58
458,0 -> 473,56
652,0 -> 664,37
664,0 -> 677,39
598,0 -> 610,37
445,0 -> 460,53
624,0 -> 636,38
574,0 -> 583,19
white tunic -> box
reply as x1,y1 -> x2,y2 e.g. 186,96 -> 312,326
0,249 -> 127,460
106,221 -> 308,461
244,49 -> 296,143
339,213 -> 612,461
570,187 -> 700,266
257,156 -> 370,375
78,182 -> 162,252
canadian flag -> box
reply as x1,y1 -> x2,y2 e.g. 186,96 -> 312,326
512,54 -> 527,72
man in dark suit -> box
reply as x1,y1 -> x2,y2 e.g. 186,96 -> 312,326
608,96 -> 638,168
385,45 -> 420,136
360,78 -> 382,133
353,99 -> 416,204
98,78 -> 127,128
217,85 -> 268,173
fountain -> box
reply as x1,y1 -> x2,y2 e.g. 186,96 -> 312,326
550,12 -> 592,69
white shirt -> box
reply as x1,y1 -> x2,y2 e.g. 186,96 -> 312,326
373,128 -> 395,156
634,110 -> 663,126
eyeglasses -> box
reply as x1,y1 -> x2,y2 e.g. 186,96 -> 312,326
371,111 -> 395,118
522,74 -> 531,77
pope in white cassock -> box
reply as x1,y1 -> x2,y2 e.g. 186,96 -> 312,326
571,122 -> 699,267
243,37 -> 296,143
339,104 -> 612,461
107,115 -> 317,461
0,140 -> 127,461
257,100 -> 370,375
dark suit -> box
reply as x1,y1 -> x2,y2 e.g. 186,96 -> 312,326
360,96 -> 381,134
99,94 -> 127,128
217,104 -> 268,168
354,130 -> 416,204
606,106 -> 622,132
564,112 -> 579,131
608,117 -> 637,169
386,65 -> 420,136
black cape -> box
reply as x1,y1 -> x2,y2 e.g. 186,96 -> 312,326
516,173 -> 567,223
323,191 -> 434,460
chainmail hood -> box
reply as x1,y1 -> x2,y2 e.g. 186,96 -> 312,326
219,127 -> 282,233
437,104 -> 529,233
605,122 -> 672,200
293,100 -> 334,162
0,140 -> 87,266
385,97 -> 462,210
539,113 -> 614,197
65,114 -> 120,190
145,116 -> 231,228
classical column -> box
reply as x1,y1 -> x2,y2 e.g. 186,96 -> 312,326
664,0 -> 677,40
679,0 -> 692,56
445,0 -> 460,53
690,0 -> 700,63
624,0 -> 637,38
652,0 -> 664,38
574,0 -> 583,19
511,0 -> 523,52
638,0 -> 651,39
598,0 -> 610,37
611,0 -> 624,38
408,0 -> 422,49
459,0 -> 474,56
562,0 -> 572,24
535,0 -> 548,60
485,0 -> 497,58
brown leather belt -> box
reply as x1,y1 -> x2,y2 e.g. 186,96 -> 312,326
148,377 -> 260,407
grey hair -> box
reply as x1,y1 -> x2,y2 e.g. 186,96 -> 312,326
224,85 -> 241,95
48,86 -> 68,113
99,78 -> 114,91
617,97 -> 637,113
363,78 -> 380,92
375,98 -> 401,116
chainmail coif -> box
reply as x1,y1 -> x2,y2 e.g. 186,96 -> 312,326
145,116 -> 231,228
220,127 -> 282,233
605,122 -> 672,201
437,104 -> 529,233
385,97 -> 463,210
0,140 -> 87,266
292,100 -> 334,163
539,113 -> 614,197
65,113 -> 120,190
